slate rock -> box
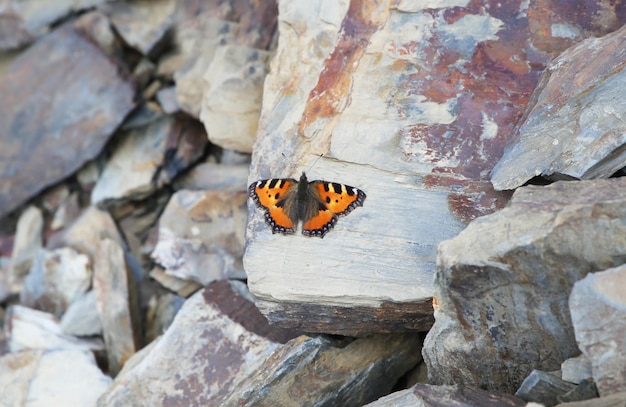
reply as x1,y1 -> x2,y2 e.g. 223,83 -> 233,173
60,290 -> 103,337
93,238 -> 141,376
562,354 -> 593,385
365,384 -> 526,407
557,379 -> 599,404
20,247 -> 92,317
173,162 -> 249,192
0,22 -> 135,218
515,370 -> 577,407
492,24 -> 626,190
423,178 -> 626,393
0,349 -> 112,407
555,391 -> 626,407
97,281 -> 297,406
8,206 -> 43,291
570,265 -> 626,397
151,189 -> 247,285
148,266 -> 203,298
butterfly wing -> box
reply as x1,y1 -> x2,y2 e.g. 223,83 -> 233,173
301,181 -> 366,237
249,178 -> 298,234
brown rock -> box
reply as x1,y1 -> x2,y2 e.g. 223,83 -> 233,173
423,178 -> 626,393
570,265 -> 626,397
0,23 -> 135,219
93,238 -> 141,376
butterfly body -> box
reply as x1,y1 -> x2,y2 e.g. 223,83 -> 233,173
249,172 -> 366,238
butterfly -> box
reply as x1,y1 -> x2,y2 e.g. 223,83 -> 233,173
248,172 -> 366,238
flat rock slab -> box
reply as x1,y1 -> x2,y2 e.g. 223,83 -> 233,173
423,177 -> 626,393
491,24 -> 626,190
570,265 -> 626,397
0,22 -> 135,218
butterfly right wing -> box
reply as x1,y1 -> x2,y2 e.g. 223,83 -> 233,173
248,178 -> 298,234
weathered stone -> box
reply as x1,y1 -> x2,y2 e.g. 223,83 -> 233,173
50,191 -> 81,231
50,206 -> 123,258
570,265 -> 626,397
365,384 -> 526,407
199,44 -> 272,153
61,290 -> 103,337
93,238 -> 140,376
92,115 -> 207,205
246,0 -> 619,335
0,349 -> 112,407
174,17 -> 239,117
557,379 -> 599,404
8,206 -> 43,290
173,162 -> 249,192
20,248 -> 92,317
423,178 -> 626,393
555,392 -> 626,407
220,333 -> 422,407
0,23 -> 135,218
149,266 -> 202,298
151,189 -> 247,285
562,354 -> 593,385
515,370 -> 576,407
0,0 -> 109,49
97,281 -> 297,406
156,86 -> 179,113
5,305 -> 103,353
492,25 -> 626,190
144,292 -> 184,344
101,0 -> 176,55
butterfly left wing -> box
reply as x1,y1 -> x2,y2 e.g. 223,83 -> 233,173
249,178 -> 298,234
301,181 -> 366,238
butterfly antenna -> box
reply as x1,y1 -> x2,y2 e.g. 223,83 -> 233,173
307,153 -> 324,174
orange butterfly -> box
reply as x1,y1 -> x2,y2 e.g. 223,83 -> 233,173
248,172 -> 366,238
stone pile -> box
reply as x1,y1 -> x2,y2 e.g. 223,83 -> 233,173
0,0 -> 625,406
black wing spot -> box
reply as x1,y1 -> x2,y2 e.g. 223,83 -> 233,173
331,182 -> 342,193
325,196 -> 331,204
275,193 -> 281,200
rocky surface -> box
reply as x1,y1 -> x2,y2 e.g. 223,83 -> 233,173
0,0 -> 625,406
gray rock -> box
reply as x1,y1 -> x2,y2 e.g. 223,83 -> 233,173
562,354 -> 593,385
515,370 -> 576,407
93,238 -> 141,376
61,290 -> 103,337
491,25 -> 626,190
570,265 -> 626,397
8,206 -> 43,292
557,379 -> 599,404
0,22 -> 135,218
151,189 -> 247,285
148,266 -> 202,298
21,248 -> 92,317
365,384 -> 526,407
555,391 -> 626,406
423,178 -> 626,393
0,349 -> 112,407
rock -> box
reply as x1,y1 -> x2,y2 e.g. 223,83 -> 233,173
174,17 -> 238,118
0,0 -> 109,50
156,86 -> 180,113
149,266 -> 202,298
0,349 -> 112,407
5,305 -> 103,353
557,379 -> 599,404
91,115 -> 207,205
491,25 -> 626,190
151,189 -> 247,285
50,206 -> 123,258
0,22 -> 135,219
570,265 -> 626,397
20,247 -> 92,317
199,44 -> 272,152
555,392 -> 626,406
562,354 -> 593,385
173,162 -> 249,192
61,290 -> 102,337
423,178 -> 626,393
515,370 -> 576,407
101,0 -> 176,55
364,384 -> 526,407
50,192 -> 81,231
144,292 -> 185,344
97,281 -> 298,406
220,334 -> 422,407
93,238 -> 141,376
8,206 -> 43,291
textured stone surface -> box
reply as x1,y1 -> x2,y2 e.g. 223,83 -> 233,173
515,370 -> 576,407
562,354 -> 593,385
0,22 -> 135,218
60,290 -> 102,337
0,349 -> 112,407
570,265 -> 626,397
8,206 -> 43,291
151,190 -> 247,285
492,24 -> 626,190
365,384 -> 526,407
423,178 -> 626,393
